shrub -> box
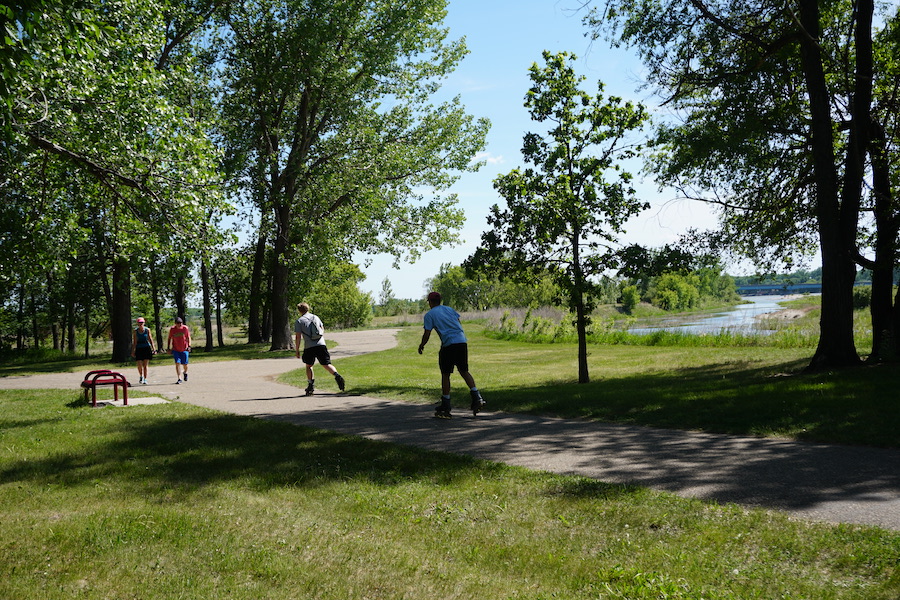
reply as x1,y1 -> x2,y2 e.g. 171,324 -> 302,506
852,285 -> 872,310
621,285 -> 640,313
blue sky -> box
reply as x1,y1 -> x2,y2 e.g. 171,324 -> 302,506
355,0 -> 720,300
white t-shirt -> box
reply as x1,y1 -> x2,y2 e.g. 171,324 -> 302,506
294,313 -> 326,349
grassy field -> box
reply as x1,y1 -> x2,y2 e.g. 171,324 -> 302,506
1,388 -> 898,599
3,308 -> 899,598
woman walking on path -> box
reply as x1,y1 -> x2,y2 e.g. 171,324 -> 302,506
131,317 -> 155,384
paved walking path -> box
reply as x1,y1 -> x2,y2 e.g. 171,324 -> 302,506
3,328 -> 899,531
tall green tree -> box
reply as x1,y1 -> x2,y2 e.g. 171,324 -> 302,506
467,51 -> 649,383
217,0 -> 488,350
2,0 -> 230,361
592,0 -> 897,367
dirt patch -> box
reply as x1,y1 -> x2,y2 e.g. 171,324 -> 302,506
759,306 -> 816,321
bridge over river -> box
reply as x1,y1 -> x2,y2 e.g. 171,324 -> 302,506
737,283 -> 823,295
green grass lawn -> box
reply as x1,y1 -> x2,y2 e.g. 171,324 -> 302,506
2,388 -> 898,599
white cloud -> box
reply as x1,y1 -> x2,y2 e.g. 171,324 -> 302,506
472,151 -> 505,165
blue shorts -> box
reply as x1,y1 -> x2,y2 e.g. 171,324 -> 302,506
172,350 -> 189,364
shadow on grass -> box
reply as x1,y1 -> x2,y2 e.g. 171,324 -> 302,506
0,405 -> 642,505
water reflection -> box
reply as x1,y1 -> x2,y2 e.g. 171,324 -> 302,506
627,295 -> 811,336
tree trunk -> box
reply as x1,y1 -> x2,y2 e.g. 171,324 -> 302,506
572,231 -> 589,384
150,260 -> 164,348
200,256 -> 214,352
67,302 -> 76,353
46,271 -> 60,350
269,203 -> 293,350
175,273 -> 187,322
262,295 -> 271,343
866,122 -> 898,361
110,255 -> 133,363
248,227 -> 267,344
798,0 -> 860,370
84,307 -> 90,359
16,284 -> 24,350
30,291 -> 39,349
214,268 -> 225,347
574,293 -> 589,384
893,286 -> 900,357
65,266 -> 78,353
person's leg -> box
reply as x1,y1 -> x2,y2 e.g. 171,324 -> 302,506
302,359 -> 316,395
173,352 -> 185,382
455,344 -> 484,413
314,347 -> 345,391
460,371 -> 476,389
462,369 -> 485,413
320,363 -> 346,390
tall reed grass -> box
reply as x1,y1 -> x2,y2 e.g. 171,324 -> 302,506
484,304 -> 872,350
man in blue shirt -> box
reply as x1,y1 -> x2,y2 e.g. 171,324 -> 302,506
418,291 -> 485,418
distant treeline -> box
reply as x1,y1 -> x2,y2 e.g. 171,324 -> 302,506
376,263 -> 741,316
729,267 -> 898,287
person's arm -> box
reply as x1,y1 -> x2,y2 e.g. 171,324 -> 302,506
295,331 -> 302,357
131,330 -> 137,356
418,329 -> 432,354
185,327 -> 191,350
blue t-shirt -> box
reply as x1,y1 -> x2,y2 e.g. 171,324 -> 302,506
423,305 -> 467,347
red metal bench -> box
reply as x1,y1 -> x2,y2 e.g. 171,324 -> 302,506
81,370 -> 131,407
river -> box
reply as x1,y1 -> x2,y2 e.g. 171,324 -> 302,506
627,295 -> 811,335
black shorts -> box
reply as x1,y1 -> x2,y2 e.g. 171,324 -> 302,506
135,346 -> 153,361
438,343 -> 469,375
302,345 -> 332,366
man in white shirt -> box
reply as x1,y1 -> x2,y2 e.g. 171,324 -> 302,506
294,303 -> 345,396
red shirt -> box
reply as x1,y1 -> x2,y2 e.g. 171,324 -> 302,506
168,324 -> 191,352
